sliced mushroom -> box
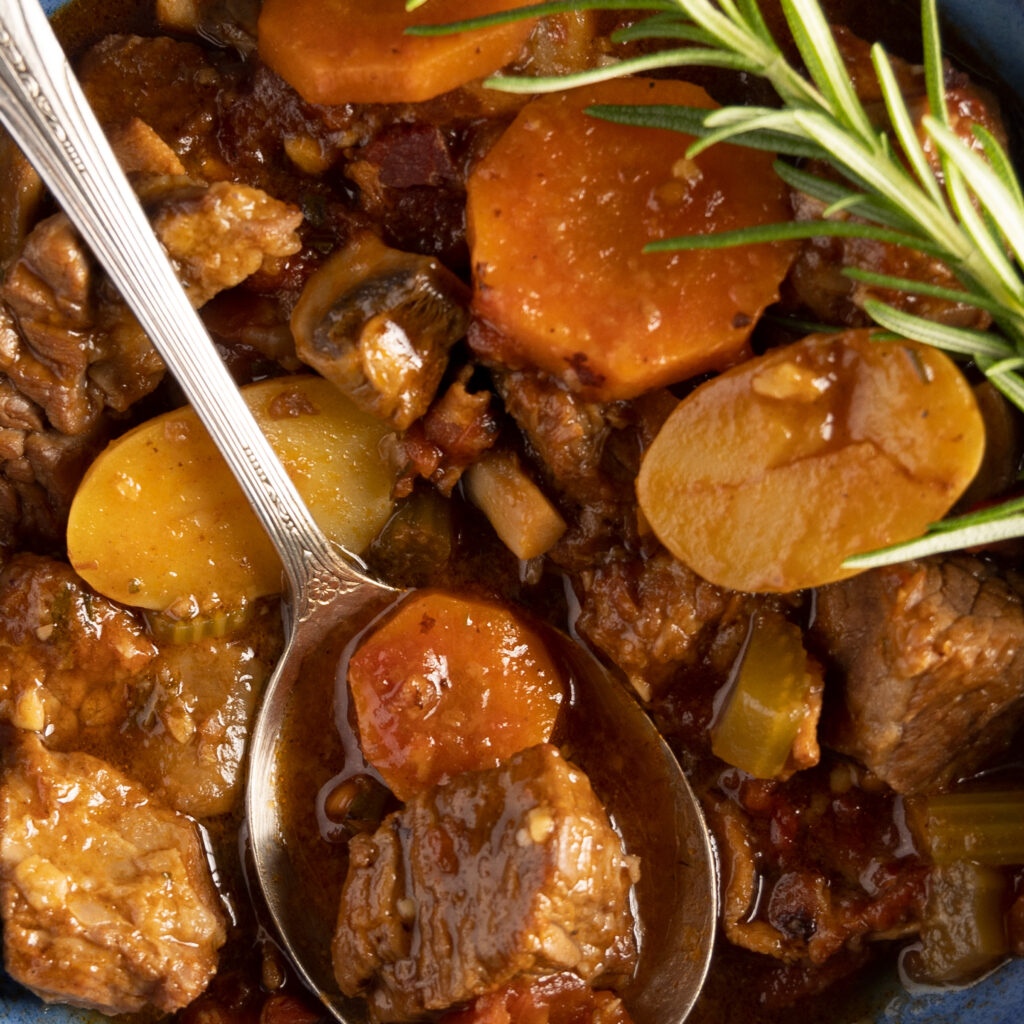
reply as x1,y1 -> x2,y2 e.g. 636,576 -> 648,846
291,231 -> 469,430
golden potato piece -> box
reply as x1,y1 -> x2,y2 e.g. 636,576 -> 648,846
67,376 -> 397,613
637,330 -> 984,592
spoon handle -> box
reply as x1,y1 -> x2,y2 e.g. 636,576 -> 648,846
0,0 -> 372,608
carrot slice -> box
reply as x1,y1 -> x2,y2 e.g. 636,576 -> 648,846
257,0 -> 537,106
347,590 -> 564,799
467,78 -> 797,400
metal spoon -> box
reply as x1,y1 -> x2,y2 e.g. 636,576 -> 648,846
0,2 -> 718,1021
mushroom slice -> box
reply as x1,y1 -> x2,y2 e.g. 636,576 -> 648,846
292,231 -> 469,429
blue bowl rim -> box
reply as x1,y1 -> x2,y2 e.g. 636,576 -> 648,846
6,1 -> 1024,1023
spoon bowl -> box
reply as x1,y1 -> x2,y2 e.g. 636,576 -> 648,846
250,593 -> 718,1024
0,2 -> 717,1020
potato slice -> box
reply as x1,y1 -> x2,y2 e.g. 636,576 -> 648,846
637,330 -> 984,593
67,376 -> 397,613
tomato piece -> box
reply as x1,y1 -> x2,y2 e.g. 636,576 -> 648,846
467,77 -> 796,400
439,972 -> 635,1024
257,0 -> 536,106
347,590 -> 564,800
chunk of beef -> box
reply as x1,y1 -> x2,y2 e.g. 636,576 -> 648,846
813,555 -> 1024,794
477,355 -> 680,568
124,602 -> 283,818
0,132 -> 44,267
1,214 -> 102,435
0,735 -> 226,1015
0,554 -> 156,744
78,35 -> 227,181
576,550 -> 767,702
387,366 -> 498,497
0,213 -> 163,549
106,116 -> 188,176
333,744 -> 638,1023
0,411 -> 111,552
493,367 -> 614,506
152,180 -> 303,308
0,555 -> 283,817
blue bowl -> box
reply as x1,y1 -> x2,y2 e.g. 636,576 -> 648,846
5,1 -> 1024,1023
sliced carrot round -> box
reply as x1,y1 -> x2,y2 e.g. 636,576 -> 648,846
257,0 -> 537,106
467,77 -> 797,400
347,589 -> 564,799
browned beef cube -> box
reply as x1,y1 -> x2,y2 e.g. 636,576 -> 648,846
814,556 -> 1024,794
332,743 -> 638,1022
0,554 -> 282,818
0,553 -> 156,745
0,735 -> 226,1015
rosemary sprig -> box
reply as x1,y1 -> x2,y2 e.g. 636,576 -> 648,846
409,0 -> 1024,568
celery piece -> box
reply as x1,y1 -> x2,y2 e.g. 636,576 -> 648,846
912,860 -> 1009,984
711,618 -> 811,779
923,791 -> 1024,866
464,450 -> 566,561
145,604 -> 254,645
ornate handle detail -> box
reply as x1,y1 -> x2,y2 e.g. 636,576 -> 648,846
0,0 -> 375,604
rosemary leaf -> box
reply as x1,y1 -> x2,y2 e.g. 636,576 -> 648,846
645,219 -> 947,256
780,0 -> 874,140
987,366 -> 1024,411
586,103 -> 824,157
925,116 -> 1024,274
937,496 -> 1024,528
821,194 -> 874,218
842,267 -> 1004,314
772,162 -> 920,231
861,299 -> 1015,359
670,0 -> 776,70
484,48 -> 757,93
974,125 -> 1024,211
762,312 -> 847,334
871,44 -> 946,208
921,0 -> 949,131
674,0 -> 821,108
406,0 -> 673,35
610,19 -> 716,44
685,108 -> 805,156
736,0 -> 776,44
843,514 -> 1024,570
983,356 -> 1024,378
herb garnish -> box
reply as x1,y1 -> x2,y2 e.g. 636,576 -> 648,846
409,0 -> 1024,567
